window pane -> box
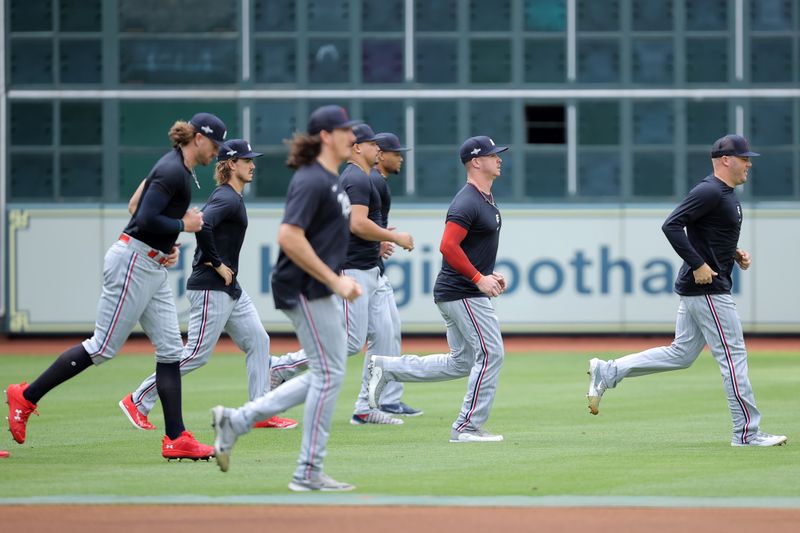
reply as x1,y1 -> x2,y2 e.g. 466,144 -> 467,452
9,0 -> 52,32
750,100 -> 793,145
362,0 -> 404,31
577,0 -> 619,31
119,0 -> 236,32
578,152 -> 621,196
362,100 -> 405,140
526,105 -> 565,144
633,152 -> 674,196
254,39 -> 297,83
632,0 -> 672,31
119,102 -> 237,147
308,0 -> 350,31
308,39 -> 349,83
579,102 -> 620,145
750,151 -> 794,197
254,0 -> 297,32
686,101 -> 728,145
363,39 -> 404,83
687,151 -> 713,187
633,101 -> 673,145
470,0 -> 511,31
577,39 -> 620,83
416,39 -> 458,83
60,40 -> 102,84
119,152 -> 160,200
416,101 -> 459,145
120,40 -> 238,84
632,39 -> 673,84
470,40 -> 511,83
11,154 -> 53,199
751,38 -> 793,83
254,154 -> 295,198
751,0 -> 793,30
686,38 -> 727,83
525,39 -> 565,83
60,0 -> 101,32
415,0 -> 457,31
415,150 -> 463,197
253,101 -> 298,146
11,102 -> 53,145
61,153 -> 103,198
10,39 -> 54,84
61,102 -> 102,145
525,152 -> 566,198
686,0 -> 729,30
470,101 -> 512,143
524,0 -> 566,31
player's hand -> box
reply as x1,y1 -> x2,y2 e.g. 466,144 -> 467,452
214,263 -> 235,286
380,241 -> 395,259
333,275 -> 362,302
183,207 -> 203,233
164,243 -> 181,268
393,231 -> 414,251
734,248 -> 751,270
476,274 -> 503,298
693,263 -> 718,285
491,271 -> 507,292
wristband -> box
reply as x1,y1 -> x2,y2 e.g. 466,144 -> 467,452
178,219 -> 184,232
470,272 -> 482,283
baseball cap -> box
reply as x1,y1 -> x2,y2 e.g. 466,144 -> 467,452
307,105 -> 362,135
711,134 -> 760,158
189,112 -> 228,147
459,136 -> 508,164
352,123 -> 379,144
375,132 -> 411,152
218,139 -> 262,161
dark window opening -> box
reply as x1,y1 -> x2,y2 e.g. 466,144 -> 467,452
526,105 -> 566,144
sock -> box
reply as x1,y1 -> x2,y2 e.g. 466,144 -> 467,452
156,362 -> 185,440
24,344 -> 93,404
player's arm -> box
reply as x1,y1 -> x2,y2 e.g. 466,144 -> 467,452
349,205 -> 414,251
137,180 -> 203,234
277,223 -> 361,301
439,221 -> 502,297
128,179 -> 146,215
662,184 -> 719,284
196,194 -> 234,285
734,248 -> 752,270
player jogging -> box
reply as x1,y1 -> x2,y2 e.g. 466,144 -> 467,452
586,134 -> 787,447
119,139 -> 296,433
5,113 -> 226,459
368,136 -> 508,443
211,105 -> 362,491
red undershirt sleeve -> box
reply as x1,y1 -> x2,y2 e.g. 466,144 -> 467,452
440,221 -> 481,283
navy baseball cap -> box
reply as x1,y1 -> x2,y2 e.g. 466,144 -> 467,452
189,112 -> 228,147
375,132 -> 411,152
459,136 -> 508,164
711,134 -> 760,158
352,124 -> 379,144
307,105 -> 362,135
218,139 -> 262,161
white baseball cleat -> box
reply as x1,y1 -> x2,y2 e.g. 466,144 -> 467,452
450,428 -> 503,443
587,357 -> 607,415
367,356 -> 388,410
731,431 -> 788,447
211,405 -> 239,472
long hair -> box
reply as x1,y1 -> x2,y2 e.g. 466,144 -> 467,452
214,160 -> 234,186
286,132 -> 322,169
168,121 -> 196,148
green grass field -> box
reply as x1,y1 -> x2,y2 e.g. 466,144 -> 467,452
0,350 -> 796,499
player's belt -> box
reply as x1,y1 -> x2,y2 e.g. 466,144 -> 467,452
118,234 -> 170,265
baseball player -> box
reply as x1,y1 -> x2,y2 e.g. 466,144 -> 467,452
119,139 -> 296,433
586,134 -> 787,447
211,105 -> 362,492
268,125 -> 417,425
5,113 -> 227,459
368,136 -> 509,443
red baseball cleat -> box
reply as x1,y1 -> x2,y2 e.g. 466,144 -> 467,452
5,383 -> 39,444
253,415 -> 298,429
119,393 -> 156,430
162,430 -> 214,461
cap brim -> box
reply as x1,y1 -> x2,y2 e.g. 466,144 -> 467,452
338,119 -> 363,130
239,152 -> 263,159
488,146 -> 509,155
387,147 -> 411,152
739,151 -> 760,157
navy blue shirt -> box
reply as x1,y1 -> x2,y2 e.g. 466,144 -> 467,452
186,184 -> 247,300
434,184 -> 502,302
662,174 -> 742,296
340,163 -> 382,271
271,161 -> 352,309
370,168 -> 392,274
124,148 -> 192,253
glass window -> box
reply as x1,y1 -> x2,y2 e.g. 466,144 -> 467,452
685,0 -> 728,31
578,152 -> 621,196
685,37 -> 727,83
119,40 -> 238,84
751,38 -> 793,83
579,102 -> 620,145
577,0 -> 619,31
11,102 -> 53,145
362,0 -> 404,31
254,39 -> 297,83
687,151 -> 713,185
61,102 -> 102,146
61,153 -> 103,198
470,0 -> 511,31
10,154 -> 54,199
524,38 -> 566,83
470,101 -> 512,142
254,0 -> 296,32
308,39 -> 350,84
415,0 -> 458,31
9,0 -> 52,32
119,0 -> 236,33
750,100 -> 794,145
524,0 -> 566,31
632,0 -> 672,31
252,101 -> 298,146
751,0 -> 793,31
633,152 -> 674,196
10,39 -> 54,85
119,102 -> 237,147
525,152 -> 567,198
686,101 -> 728,145
415,149 -> 463,198
60,0 -> 101,32
633,101 -> 674,145
526,105 -> 565,144
577,39 -> 620,83
750,151 -> 794,197
632,38 -> 673,84
416,101 -> 459,145
415,39 -> 458,83
119,152 -> 160,200
362,100 -> 405,140
362,39 -> 404,83
60,40 -> 102,84
470,40 -> 512,83
307,0 -> 350,31
254,154 -> 295,198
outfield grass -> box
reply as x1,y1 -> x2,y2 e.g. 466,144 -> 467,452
0,350 -> 796,498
